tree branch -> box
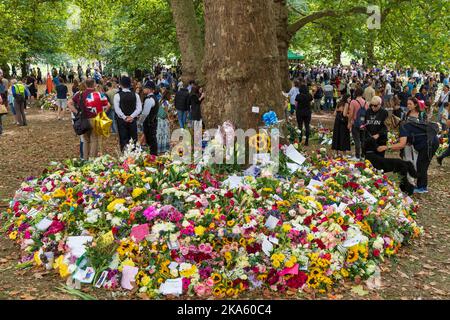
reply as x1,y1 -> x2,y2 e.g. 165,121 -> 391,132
287,6 -> 367,37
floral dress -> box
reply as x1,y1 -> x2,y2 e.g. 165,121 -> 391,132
157,99 -> 171,154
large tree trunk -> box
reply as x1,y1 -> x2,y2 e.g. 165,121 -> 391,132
365,34 -> 377,67
202,0 -> 284,130
273,0 -> 291,92
332,32 -> 343,65
170,0 -> 204,84
20,53 -> 28,78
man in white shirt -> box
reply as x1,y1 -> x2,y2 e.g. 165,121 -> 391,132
114,76 -> 142,151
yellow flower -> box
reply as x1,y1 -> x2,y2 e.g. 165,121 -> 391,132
282,224 -> 292,232
272,259 -> 281,268
195,226 -> 206,236
119,259 -> 135,272
52,188 -> 66,198
227,220 -> 235,227
211,273 -> 222,284
224,252 -> 232,262
42,194 -> 50,201
226,288 -> 236,297
337,217 -> 344,225
307,276 -> 319,289
107,199 -> 126,212
34,251 -> 42,266
8,231 -> 17,240
132,188 -> 147,199
285,260 -> 295,268
340,268 -> 349,278
346,247 -> 359,263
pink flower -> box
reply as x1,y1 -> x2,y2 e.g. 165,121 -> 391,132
206,278 -> 214,287
195,284 -> 207,296
143,206 -> 158,221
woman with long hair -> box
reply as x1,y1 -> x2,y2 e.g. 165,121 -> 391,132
331,94 -> 351,157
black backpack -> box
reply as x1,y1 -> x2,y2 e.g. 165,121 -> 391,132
72,92 -> 91,136
406,118 -> 439,158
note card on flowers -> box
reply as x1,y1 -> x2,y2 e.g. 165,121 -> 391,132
159,278 -> 183,295
265,215 -> 279,230
285,145 -> 306,165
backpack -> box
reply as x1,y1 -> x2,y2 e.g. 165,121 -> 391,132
406,118 -> 439,158
72,92 -> 91,135
353,100 -> 366,128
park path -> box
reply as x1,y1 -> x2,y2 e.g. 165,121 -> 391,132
0,107 -> 449,300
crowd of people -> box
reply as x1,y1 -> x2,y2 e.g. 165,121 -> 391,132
1,62 -> 449,196
0,64 -> 205,162
288,63 -> 449,195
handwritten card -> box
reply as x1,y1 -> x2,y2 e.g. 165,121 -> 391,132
252,106 -> 260,114
342,234 -> 363,248
363,190 -> 377,204
121,265 -> 139,290
286,162 -> 301,173
130,224 -> 149,243
36,218 -> 53,231
26,208 -> 41,218
269,236 -> 279,245
285,145 -> 306,165
265,215 -> 280,230
262,237 -> 274,256
159,278 -> 183,295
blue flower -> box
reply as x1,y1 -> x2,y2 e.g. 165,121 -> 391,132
262,111 -> 278,126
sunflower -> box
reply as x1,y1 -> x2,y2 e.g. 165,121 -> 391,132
340,268 -> 350,278
346,247 -> 359,263
336,216 -> 344,225
211,273 -> 222,284
307,276 -> 319,289
249,133 -> 271,152
309,268 -> 322,278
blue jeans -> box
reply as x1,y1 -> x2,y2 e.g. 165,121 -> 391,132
177,110 -> 188,128
107,109 -> 118,133
324,96 -> 333,110
9,103 -> 16,115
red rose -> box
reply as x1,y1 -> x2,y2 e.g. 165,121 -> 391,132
210,194 -> 216,201
373,249 -> 380,257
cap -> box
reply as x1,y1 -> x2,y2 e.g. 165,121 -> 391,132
144,81 -> 156,90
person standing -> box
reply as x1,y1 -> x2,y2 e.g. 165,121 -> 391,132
70,79 -> 100,159
287,80 -> 300,115
105,81 -> 118,134
363,96 -> 389,158
37,67 -> 43,85
295,84 -> 313,146
55,77 -> 68,120
323,82 -> 334,111
12,80 -> 27,126
114,76 -> 142,151
174,82 -> 190,128
363,80 -> 375,105
347,87 -> 367,160
189,84 -> 203,133
331,94 -> 351,157
157,89 -> 171,154
378,97 -> 439,194
437,103 -> 450,166
140,81 -> 159,155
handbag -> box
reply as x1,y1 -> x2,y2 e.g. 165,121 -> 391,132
73,92 -> 92,136
93,111 -> 113,137
0,104 -> 8,115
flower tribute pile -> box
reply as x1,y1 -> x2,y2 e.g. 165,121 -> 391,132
2,145 -> 422,298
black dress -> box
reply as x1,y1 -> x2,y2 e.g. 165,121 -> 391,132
332,111 -> 351,151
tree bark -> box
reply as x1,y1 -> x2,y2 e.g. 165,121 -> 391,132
332,32 -> 343,65
202,0 -> 284,130
170,0 -> 204,84
273,0 -> 291,92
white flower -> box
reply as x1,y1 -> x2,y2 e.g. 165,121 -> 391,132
111,217 -> 122,226
373,236 -> 384,250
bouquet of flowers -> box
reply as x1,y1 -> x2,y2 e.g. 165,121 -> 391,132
1,143 -> 422,298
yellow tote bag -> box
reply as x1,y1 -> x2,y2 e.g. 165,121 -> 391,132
94,112 -> 113,137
